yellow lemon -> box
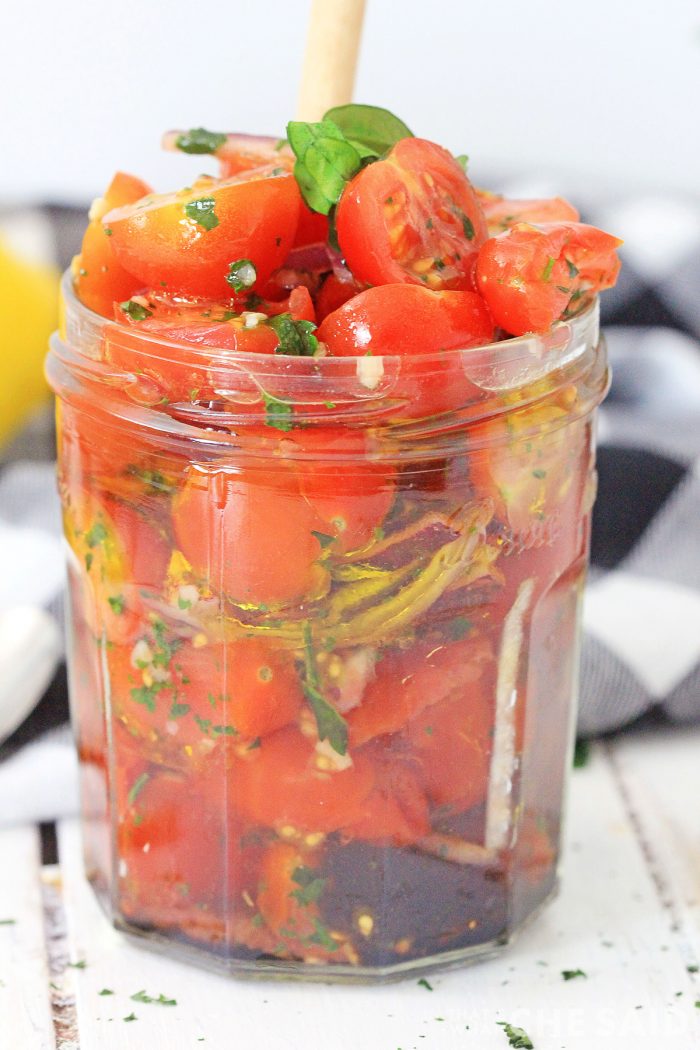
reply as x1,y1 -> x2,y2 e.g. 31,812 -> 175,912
0,236 -> 59,447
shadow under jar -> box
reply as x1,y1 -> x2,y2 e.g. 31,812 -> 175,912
46,275 -> 609,981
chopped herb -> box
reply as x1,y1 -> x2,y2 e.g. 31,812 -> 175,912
417,978 -> 433,991
461,213 -> 475,240
98,988 -> 115,996
541,256 -> 556,281
311,530 -> 335,550
127,772 -> 150,806
225,258 -> 257,293
0,918 -> 16,926
306,918 -> 339,952
194,714 -> 212,735
274,138 -> 288,151
447,616 -> 472,641
424,725 -> 434,736
433,257 -> 446,270
169,701 -> 190,719
497,1021 -> 534,1048
385,195 -> 394,205
688,964 -> 699,973
119,299 -> 152,322
268,313 -> 319,356
261,390 -> 294,432
85,521 -> 108,548
454,153 -> 469,171
123,1012 -> 137,1021
104,227 -> 113,236
67,959 -> 87,969
130,989 -> 177,1006
532,468 -> 547,479
426,217 -> 434,229
107,594 -> 125,615
184,197 -> 219,231
175,127 -> 227,155
301,622 -> 348,755
561,968 -> 587,980
324,401 -> 336,409
125,465 -> 175,495
565,257 -> 579,278
211,724 -> 237,737
130,684 -> 161,713
244,292 -> 264,310
573,738 -> 590,768
247,737 -> 262,751
290,866 -> 326,906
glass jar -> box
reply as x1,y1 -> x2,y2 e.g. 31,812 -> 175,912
47,275 -> 608,981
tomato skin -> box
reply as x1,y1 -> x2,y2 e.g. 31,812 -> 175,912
477,193 -> 579,234
476,221 -> 623,335
74,172 -> 152,318
281,428 -> 396,554
318,284 -> 494,418
173,465 -> 329,607
256,841 -> 320,938
342,748 -> 430,845
233,727 -> 375,833
315,273 -> 363,322
294,203 -> 329,247
104,169 -> 301,299
336,138 -> 487,291
348,635 -> 493,746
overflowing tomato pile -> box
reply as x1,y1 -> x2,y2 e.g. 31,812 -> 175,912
60,106 -> 619,973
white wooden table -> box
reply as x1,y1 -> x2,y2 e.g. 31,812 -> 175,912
2,724 -> 699,1050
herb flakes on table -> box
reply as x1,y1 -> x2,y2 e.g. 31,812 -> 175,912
497,1021 -> 535,1048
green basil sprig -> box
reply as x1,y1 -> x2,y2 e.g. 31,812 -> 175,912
287,103 -> 413,214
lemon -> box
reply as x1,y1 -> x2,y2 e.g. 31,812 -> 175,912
0,236 -> 60,447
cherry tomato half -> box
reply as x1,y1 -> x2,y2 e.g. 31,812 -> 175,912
336,138 -> 487,291
476,192 -> 579,234
475,221 -> 622,335
74,172 -> 152,318
173,465 -> 329,607
104,168 -> 301,299
318,283 -> 495,418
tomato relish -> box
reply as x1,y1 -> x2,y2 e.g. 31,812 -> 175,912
52,106 -> 618,979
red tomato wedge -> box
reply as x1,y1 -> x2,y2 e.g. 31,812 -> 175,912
173,465 -> 329,607
233,727 -> 375,833
476,192 -> 580,233
475,221 -> 623,335
336,138 -> 487,291
318,284 -> 495,418
74,172 -> 152,317
103,168 -> 301,299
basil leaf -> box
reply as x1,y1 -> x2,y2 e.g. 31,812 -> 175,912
287,119 -> 363,214
323,104 -> 413,156
119,299 -> 152,322
268,313 -> 319,356
175,127 -> 227,155
301,622 -> 348,755
260,390 -> 294,432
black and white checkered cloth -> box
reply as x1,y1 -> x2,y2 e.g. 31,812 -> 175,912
1,191 -> 698,824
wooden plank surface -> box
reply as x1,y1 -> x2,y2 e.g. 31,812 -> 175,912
0,825 -> 55,1049
53,728 -> 700,1049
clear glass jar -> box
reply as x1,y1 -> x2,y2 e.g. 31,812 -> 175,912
47,275 -> 608,981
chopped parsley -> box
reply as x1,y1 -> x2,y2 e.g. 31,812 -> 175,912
311,530 -> 335,550
561,968 -> 587,980
454,153 -> 469,171
532,468 -> 547,479
261,390 -> 294,432
497,1021 -> 534,1048
184,197 -> 219,231
175,127 -> 227,155
565,257 -> 579,278
98,988 -> 114,996
247,737 -> 262,751
119,299 -> 152,322
541,256 -> 556,282
107,594 -> 125,615
688,964 -> 699,973
461,213 -> 475,241
225,258 -> 257,293
0,919 -> 16,926
130,990 -> 177,1006
123,1012 -> 137,1022
573,738 -> 591,768
301,622 -> 348,755
417,978 -> 433,991
268,313 -> 319,356
306,918 -> 339,952
67,959 -> 87,969
290,866 -> 326,906
127,772 -> 150,806
169,701 -> 190,719
85,521 -> 108,548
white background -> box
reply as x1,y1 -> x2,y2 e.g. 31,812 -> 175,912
0,0 -> 698,203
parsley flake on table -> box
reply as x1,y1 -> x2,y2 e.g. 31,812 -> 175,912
98,988 -> 114,996
417,978 -> 433,991
123,1012 -> 137,1022
130,989 -> 177,1006
561,968 -> 587,980
67,959 -> 87,969
497,1021 -> 534,1048
0,919 -> 16,926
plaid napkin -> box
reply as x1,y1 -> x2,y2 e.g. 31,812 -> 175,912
1,193 -> 698,825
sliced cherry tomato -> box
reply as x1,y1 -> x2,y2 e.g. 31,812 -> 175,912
116,759 -> 226,919
233,727 -> 375,833
314,273 -> 363,322
318,283 -> 494,418
281,428 -> 395,554
475,221 -> 622,335
104,168 -> 301,299
342,748 -> 430,845
162,130 -> 294,178
294,204 -> 329,248
336,138 -> 487,291
74,172 -> 152,318
256,841 -> 320,939
348,634 -> 493,746
476,192 -> 579,234
173,465 -> 329,607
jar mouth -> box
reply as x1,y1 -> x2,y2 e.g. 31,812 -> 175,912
50,272 -> 605,447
